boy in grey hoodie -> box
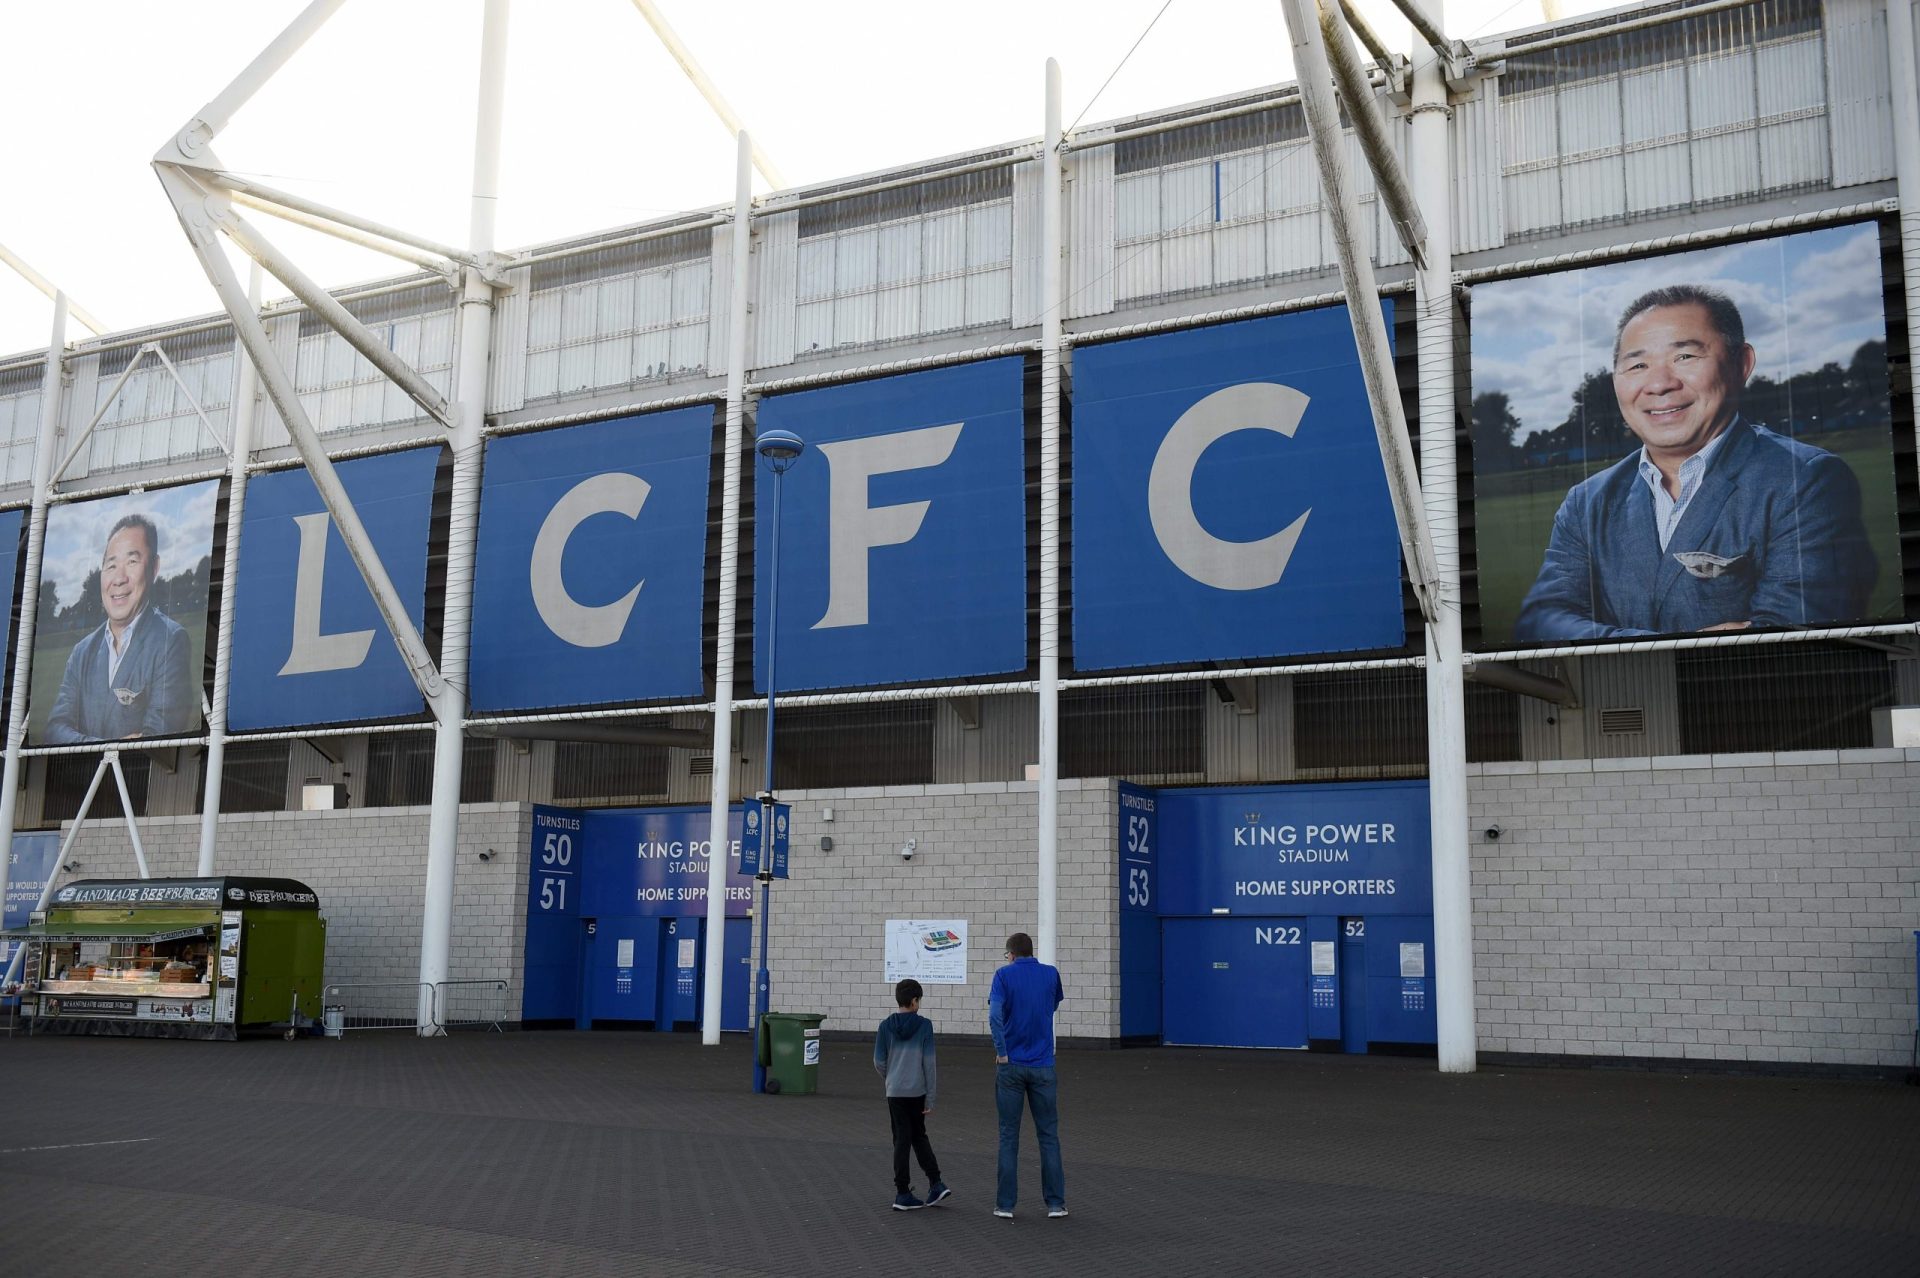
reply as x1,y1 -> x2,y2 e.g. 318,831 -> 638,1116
874,978 -> 950,1211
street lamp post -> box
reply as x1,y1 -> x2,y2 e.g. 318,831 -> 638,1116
752,427 -> 803,1094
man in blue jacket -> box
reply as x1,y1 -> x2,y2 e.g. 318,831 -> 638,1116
989,931 -> 1066,1220
44,514 -> 196,743
1515,285 -> 1876,641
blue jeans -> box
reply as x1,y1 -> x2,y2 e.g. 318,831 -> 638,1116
995,1063 -> 1064,1211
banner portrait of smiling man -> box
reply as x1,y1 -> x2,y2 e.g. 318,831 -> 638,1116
1469,223 -> 1902,645
29,480 -> 218,744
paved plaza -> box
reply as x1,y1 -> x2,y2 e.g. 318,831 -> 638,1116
0,1030 -> 1915,1276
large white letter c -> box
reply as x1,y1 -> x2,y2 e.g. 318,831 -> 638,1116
529,471 -> 652,648
1145,382 -> 1311,592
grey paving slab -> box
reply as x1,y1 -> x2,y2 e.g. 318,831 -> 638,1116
0,1032 -> 1914,1276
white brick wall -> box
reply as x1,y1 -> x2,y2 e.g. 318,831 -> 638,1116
757,779 -> 1119,1041
42,752 -> 1917,1068
55,804 -> 533,1022
1469,750 -> 1920,1067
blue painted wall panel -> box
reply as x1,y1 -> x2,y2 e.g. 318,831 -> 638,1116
228,448 -> 438,730
1161,916 -> 1309,1049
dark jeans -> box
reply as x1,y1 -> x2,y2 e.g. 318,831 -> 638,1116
887,1095 -> 940,1194
995,1063 -> 1064,1211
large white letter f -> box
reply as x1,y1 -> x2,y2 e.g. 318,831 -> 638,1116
811,423 -> 963,629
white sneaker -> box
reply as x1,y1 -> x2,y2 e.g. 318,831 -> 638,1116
993,1209 -> 1014,1219
1047,1207 -> 1069,1218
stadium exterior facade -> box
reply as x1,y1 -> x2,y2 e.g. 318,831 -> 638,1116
3,0 -> 1918,1069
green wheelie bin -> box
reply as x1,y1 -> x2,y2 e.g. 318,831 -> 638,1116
758,1012 -> 825,1094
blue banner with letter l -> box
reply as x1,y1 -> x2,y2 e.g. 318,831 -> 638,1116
469,408 -> 713,711
1071,307 -> 1405,670
228,447 -> 439,730
753,357 -> 1027,693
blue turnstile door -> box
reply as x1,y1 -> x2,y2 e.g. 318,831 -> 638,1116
1161,917 -> 1310,1048
1363,914 -> 1437,1046
587,916 -> 663,1025
1339,917 -> 1369,1053
721,917 -> 750,1032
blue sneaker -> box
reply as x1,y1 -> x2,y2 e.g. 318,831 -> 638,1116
892,1192 -> 924,1211
925,1182 -> 951,1206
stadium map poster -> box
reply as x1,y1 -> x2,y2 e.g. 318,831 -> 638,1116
884,919 -> 969,985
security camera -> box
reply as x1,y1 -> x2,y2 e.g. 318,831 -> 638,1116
1483,824 -> 1504,842
476,849 -> 494,862
900,839 -> 917,860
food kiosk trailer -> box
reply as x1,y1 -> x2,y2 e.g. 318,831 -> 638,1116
5,876 -> 326,1040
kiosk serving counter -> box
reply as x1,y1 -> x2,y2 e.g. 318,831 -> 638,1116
4,876 -> 326,1039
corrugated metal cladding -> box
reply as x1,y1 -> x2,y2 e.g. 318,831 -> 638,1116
1575,652 -> 1681,758
931,693 -> 1037,784
521,228 -> 712,404
1499,0 -> 1829,239
486,265 -> 532,415
72,325 -> 239,478
0,364 -> 44,488
1012,159 -> 1044,329
1203,676 -> 1294,783
293,284 -> 454,435
786,166 -> 1016,359
252,312 -> 302,452
1824,0 -> 1897,185
705,223 -> 733,377
751,210 -> 799,369
1066,133 -> 1117,319
1452,78 -> 1505,254
1110,98 -> 1413,303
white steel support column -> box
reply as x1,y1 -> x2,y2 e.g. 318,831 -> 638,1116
108,753 -> 151,879
1037,60 -> 1063,965
163,0 -> 348,166
197,265 -> 264,875
2,755 -> 109,988
0,296 -> 68,982
1412,14 -> 1475,1073
629,0 -> 786,189
1278,0 -> 1442,622
417,0 -> 509,1035
703,130 -> 754,1045
1888,0 -> 1920,465
160,165 -> 443,702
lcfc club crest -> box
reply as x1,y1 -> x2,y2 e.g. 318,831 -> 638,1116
745,807 -> 761,836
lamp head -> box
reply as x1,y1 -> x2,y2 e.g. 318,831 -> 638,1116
756,428 -> 805,473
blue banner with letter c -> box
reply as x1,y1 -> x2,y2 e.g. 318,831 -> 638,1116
1071,307 -> 1405,670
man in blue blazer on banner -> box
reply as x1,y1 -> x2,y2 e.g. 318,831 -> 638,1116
1515,285 -> 1876,642
44,514 -> 196,743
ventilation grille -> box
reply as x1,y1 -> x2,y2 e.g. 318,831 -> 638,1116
1599,707 -> 1646,736
689,755 -> 714,777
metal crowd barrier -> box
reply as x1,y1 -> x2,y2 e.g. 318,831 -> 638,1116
433,979 -> 509,1033
321,981 -> 433,1034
